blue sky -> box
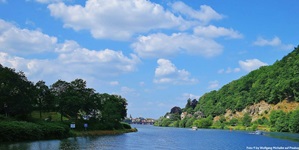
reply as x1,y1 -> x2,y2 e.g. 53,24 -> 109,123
0,0 -> 298,119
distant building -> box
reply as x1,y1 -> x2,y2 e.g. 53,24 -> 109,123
181,112 -> 187,120
126,116 -> 155,125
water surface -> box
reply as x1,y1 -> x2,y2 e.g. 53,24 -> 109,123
1,125 -> 299,150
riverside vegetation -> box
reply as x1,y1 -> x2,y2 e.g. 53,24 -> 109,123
155,46 -> 299,133
0,64 -> 136,142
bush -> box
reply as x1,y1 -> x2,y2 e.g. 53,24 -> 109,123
37,122 -> 69,139
0,121 -> 70,142
0,121 -> 42,142
250,124 -> 258,131
289,110 -> 299,133
121,122 -> 132,129
161,118 -> 172,127
193,118 -> 213,128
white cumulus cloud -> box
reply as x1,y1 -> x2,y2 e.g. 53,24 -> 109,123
0,19 -> 140,83
194,25 -> 243,39
154,59 -> 198,84
239,59 -> 268,72
48,0 -> 188,40
253,36 -> 281,46
253,36 -> 294,50
171,2 -> 223,24
0,19 -> 57,55
132,33 -> 223,58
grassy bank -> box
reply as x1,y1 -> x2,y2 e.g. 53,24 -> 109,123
0,119 -> 137,142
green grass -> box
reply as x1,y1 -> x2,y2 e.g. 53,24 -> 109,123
31,111 -> 69,121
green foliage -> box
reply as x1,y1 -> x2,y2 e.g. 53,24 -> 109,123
185,117 -> 196,128
101,94 -> 128,126
256,117 -> 269,125
121,122 -> 132,129
195,46 -> 299,117
250,124 -> 258,131
157,46 -> 299,133
212,121 -> 225,129
212,115 -> 226,129
169,113 -> 181,121
179,118 -> 187,128
0,65 -> 35,117
193,117 -> 213,128
269,110 -> 285,128
161,118 -> 172,127
170,120 -> 180,127
268,110 -> 299,132
288,110 -> 299,133
0,121 -> 69,142
0,64 -> 133,143
242,113 -> 252,127
219,115 -> 226,123
229,118 -> 239,126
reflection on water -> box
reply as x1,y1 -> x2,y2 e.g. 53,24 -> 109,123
1,125 -> 299,150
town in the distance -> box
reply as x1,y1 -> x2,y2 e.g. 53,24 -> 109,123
124,115 -> 155,125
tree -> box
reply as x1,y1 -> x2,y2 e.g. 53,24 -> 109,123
50,80 -> 70,121
161,118 -> 172,127
179,118 -> 187,128
289,110 -> 299,133
242,113 -> 252,127
229,118 -> 238,126
185,117 -> 196,128
101,94 -> 128,128
0,65 -> 35,118
170,106 -> 182,114
35,80 -> 53,118
193,116 -> 213,128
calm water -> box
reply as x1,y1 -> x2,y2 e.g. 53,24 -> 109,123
1,125 -> 299,150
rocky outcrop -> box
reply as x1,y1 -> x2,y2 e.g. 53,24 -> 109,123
242,101 -> 271,121
224,100 -> 299,122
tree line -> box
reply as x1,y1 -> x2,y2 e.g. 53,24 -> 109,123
195,45 -> 299,117
155,45 -> 299,133
0,64 -> 127,129
155,106 -> 299,133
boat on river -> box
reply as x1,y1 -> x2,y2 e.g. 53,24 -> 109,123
192,126 -> 198,131
249,130 -> 263,135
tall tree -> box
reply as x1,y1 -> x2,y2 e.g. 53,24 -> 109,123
50,80 -> 70,121
101,94 -> 127,128
0,65 -> 35,118
35,80 -> 52,118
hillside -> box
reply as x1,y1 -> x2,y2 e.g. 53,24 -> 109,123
155,45 -> 299,133
194,45 -> 299,117
223,100 -> 299,122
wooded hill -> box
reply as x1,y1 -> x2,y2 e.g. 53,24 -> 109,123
195,45 -> 299,117
155,45 -> 299,133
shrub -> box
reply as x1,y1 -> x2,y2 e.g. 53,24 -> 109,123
0,121 -> 70,142
121,122 -> 132,129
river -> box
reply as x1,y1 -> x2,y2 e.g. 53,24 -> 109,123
1,125 -> 299,150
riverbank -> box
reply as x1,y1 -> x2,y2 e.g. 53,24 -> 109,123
0,119 -> 137,142
71,128 -> 138,137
